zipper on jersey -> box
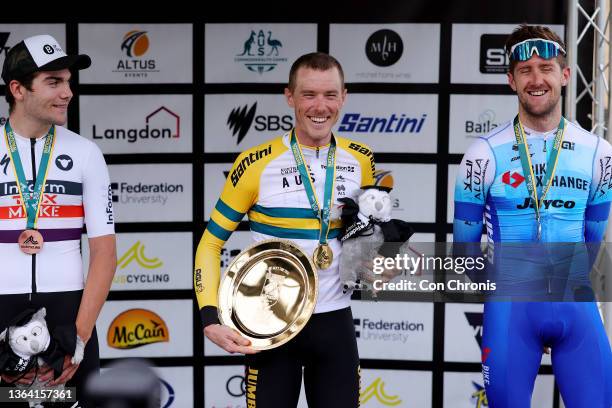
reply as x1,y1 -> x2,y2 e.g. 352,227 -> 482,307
316,147 -> 319,159
30,138 -> 37,295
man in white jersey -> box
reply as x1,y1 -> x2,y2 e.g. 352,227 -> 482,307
0,34 -> 116,407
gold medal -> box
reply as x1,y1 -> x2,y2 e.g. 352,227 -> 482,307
313,243 -> 333,270
18,229 -> 44,254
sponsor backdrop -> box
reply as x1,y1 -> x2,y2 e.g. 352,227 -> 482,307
0,5 -> 566,407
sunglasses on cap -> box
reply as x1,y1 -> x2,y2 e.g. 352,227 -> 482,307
507,38 -> 566,61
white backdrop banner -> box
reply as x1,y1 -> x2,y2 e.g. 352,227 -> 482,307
109,164 -> 193,223
97,299 -> 193,358
335,93 -> 438,153
80,95 -> 192,153
205,24 -> 317,83
79,24 -> 193,84
451,24 -> 564,84
330,24 -> 440,83
204,94 -> 292,153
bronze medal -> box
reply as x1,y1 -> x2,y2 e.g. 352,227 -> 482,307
18,229 -> 44,254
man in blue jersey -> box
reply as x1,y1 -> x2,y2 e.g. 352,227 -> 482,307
454,24 -> 612,407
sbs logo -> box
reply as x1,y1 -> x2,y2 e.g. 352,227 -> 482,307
107,309 -> 169,349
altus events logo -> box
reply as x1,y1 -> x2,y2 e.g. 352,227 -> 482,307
234,29 -> 287,74
114,30 -> 158,78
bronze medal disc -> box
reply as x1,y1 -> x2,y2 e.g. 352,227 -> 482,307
18,229 -> 44,254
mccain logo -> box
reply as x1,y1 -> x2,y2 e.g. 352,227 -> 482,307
107,308 -> 169,349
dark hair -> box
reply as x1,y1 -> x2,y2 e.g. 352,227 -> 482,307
5,73 -> 35,114
505,24 -> 567,73
287,52 -> 344,91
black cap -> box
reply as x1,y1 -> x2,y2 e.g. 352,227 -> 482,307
1,34 -> 91,84
362,184 -> 393,193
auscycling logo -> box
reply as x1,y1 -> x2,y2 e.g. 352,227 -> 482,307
114,30 -> 158,78
93,106 -> 180,143
234,29 -> 287,74
360,377 -> 401,406
113,241 -> 169,286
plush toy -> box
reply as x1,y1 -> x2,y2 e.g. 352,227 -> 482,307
0,308 -> 85,408
338,186 -> 414,294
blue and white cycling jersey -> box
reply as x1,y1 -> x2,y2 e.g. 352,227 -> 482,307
454,118 -> 612,243
453,118 -> 612,408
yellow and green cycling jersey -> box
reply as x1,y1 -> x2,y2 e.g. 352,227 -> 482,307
195,130 -> 375,326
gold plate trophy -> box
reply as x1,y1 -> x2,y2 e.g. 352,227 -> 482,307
218,239 -> 318,350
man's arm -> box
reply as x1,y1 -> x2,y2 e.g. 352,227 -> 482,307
453,138 -> 495,243
76,234 -> 117,343
195,147 -> 266,354
585,137 -> 612,242
44,142 -> 116,385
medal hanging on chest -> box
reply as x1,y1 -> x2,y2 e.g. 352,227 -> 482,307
289,129 -> 337,270
4,121 -> 56,254
512,116 -> 565,241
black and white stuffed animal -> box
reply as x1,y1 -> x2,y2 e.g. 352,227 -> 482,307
338,186 -> 414,294
0,308 -> 85,408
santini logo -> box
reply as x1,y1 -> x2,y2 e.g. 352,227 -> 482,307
107,309 -> 169,349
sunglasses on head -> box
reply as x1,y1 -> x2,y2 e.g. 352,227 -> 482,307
507,38 -> 566,61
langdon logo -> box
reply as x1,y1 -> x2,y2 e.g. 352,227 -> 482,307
93,106 -> 180,143
502,171 -> 525,188
480,34 -> 510,74
365,29 -> 403,67
226,102 -> 292,145
234,29 -> 287,74
117,241 -> 162,270
360,377 -> 401,406
107,308 -> 169,349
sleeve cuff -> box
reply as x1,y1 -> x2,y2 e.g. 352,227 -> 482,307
200,306 -> 221,328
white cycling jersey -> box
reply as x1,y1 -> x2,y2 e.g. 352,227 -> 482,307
0,124 -> 114,294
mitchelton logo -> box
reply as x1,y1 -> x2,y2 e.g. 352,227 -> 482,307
107,308 -> 169,349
